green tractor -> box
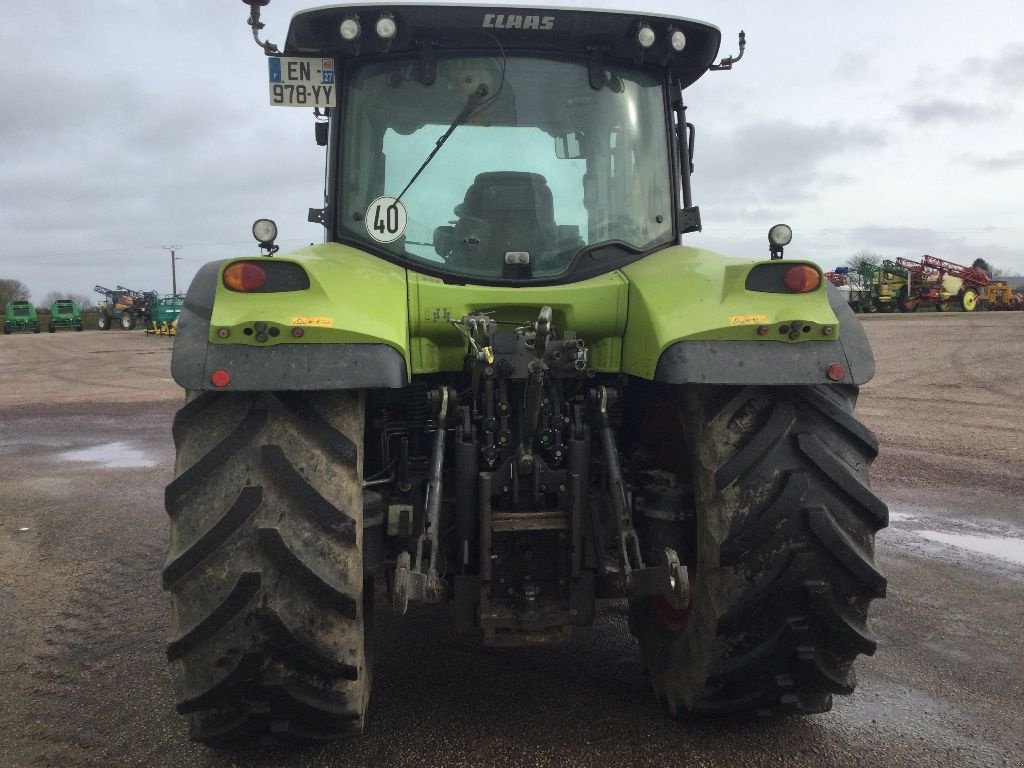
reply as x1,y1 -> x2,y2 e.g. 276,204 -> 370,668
164,2 -> 887,746
4,301 -> 40,334
48,299 -> 84,332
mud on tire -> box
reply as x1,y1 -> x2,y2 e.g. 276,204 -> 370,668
163,389 -> 371,746
630,384 -> 888,717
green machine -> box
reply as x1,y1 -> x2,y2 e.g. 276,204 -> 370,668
4,301 -> 40,334
163,2 -> 887,746
152,294 -> 184,325
48,299 -> 84,332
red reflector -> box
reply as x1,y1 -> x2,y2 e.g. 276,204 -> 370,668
210,369 -> 231,387
756,325 -> 770,336
223,262 -> 267,292
783,265 -> 821,293
291,327 -> 304,338
826,364 -> 845,382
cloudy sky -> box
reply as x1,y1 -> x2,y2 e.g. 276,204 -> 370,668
2,1 -> 1022,302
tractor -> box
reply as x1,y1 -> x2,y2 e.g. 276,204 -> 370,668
164,2 -> 888,747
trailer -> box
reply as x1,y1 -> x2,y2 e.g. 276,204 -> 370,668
48,299 -> 84,332
4,301 -> 40,334
94,284 -> 159,330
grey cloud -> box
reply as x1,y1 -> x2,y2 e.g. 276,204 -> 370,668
964,43 -> 1024,92
899,97 -> 1005,124
694,119 -> 886,211
832,52 -> 876,83
961,151 -> 1024,171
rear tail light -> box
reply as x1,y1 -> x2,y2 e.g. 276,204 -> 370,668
223,262 -> 268,292
783,265 -> 821,293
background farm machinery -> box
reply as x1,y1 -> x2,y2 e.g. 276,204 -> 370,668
48,299 -> 84,332
826,255 -> 1017,313
4,301 -> 40,334
144,294 -> 184,335
94,285 -> 158,330
981,282 -> 1024,311
94,285 -> 184,332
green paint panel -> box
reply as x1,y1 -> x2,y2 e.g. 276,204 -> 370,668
621,246 -> 840,380
208,243 -> 410,369
407,271 -> 629,373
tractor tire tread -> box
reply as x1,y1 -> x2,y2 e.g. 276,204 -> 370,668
164,391 -> 369,746
162,486 -> 263,588
165,406 -> 268,514
632,384 -> 886,719
167,572 -> 262,661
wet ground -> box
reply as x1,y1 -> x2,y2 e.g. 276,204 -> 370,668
1,315 -> 1022,767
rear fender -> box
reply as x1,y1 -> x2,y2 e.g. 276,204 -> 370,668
171,245 -> 410,391
621,246 -> 875,385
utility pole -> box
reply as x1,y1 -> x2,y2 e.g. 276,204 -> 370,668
162,245 -> 182,295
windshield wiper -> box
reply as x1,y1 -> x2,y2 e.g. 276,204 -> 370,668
393,84 -> 490,205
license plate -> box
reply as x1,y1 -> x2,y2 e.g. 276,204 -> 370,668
268,57 -> 336,107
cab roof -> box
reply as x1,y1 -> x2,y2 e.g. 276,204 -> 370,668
285,4 -> 722,88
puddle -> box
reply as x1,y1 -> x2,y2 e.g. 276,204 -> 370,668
916,530 -> 1024,566
58,441 -> 157,468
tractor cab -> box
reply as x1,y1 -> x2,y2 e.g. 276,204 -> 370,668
256,4 -> 738,284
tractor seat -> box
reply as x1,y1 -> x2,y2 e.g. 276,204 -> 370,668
450,172 -> 557,275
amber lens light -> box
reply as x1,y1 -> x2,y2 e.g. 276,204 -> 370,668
224,262 -> 268,292
783,265 -> 821,293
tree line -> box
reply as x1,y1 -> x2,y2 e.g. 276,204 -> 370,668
0,279 -> 95,310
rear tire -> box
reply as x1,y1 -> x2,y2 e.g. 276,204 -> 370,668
630,385 -> 887,718
121,312 -> 136,330
961,289 -> 978,312
164,389 -> 372,746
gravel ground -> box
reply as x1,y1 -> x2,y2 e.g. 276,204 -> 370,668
0,316 -> 1022,768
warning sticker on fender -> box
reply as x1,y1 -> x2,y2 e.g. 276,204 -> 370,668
729,315 -> 769,326
291,316 -> 334,327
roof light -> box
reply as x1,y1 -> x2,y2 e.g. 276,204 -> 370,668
223,262 -> 268,292
340,18 -> 361,40
783,265 -> 821,293
375,15 -> 397,39
670,29 -> 687,51
637,24 -> 656,48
